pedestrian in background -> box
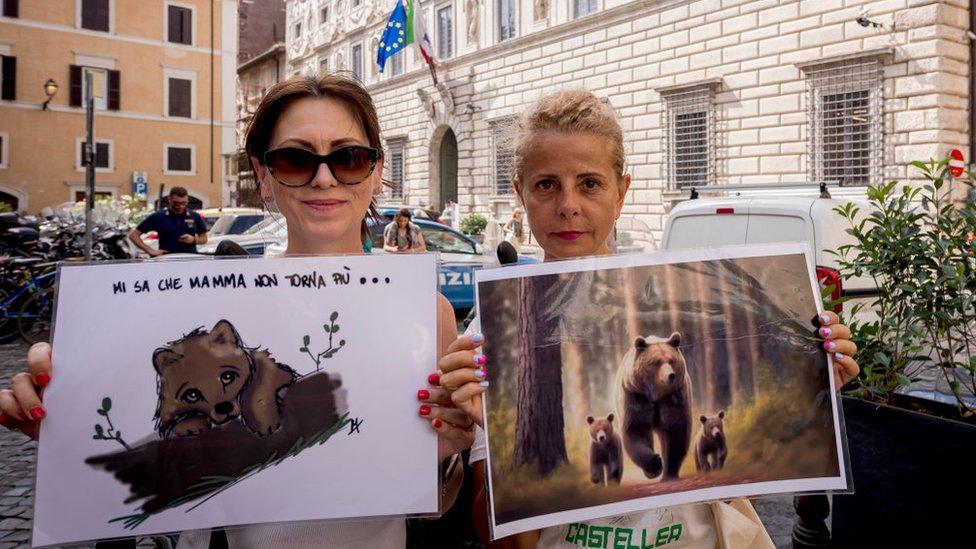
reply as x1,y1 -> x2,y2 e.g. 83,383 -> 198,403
128,187 -> 208,256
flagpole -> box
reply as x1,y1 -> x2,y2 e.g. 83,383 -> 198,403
427,63 -> 438,86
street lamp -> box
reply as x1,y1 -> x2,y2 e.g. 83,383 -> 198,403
42,79 -> 58,110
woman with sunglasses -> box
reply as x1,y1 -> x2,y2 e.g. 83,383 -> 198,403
427,90 -> 861,548
0,74 -> 474,548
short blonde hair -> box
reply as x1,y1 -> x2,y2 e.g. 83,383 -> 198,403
512,90 -> 625,181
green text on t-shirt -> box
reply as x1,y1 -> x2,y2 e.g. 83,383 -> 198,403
563,522 -> 682,549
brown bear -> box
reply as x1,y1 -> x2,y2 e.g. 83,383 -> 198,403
615,332 -> 693,481
153,320 -> 297,439
695,410 -> 728,472
587,414 -> 623,486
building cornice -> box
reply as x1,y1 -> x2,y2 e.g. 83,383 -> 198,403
0,101 -> 236,127
238,43 -> 286,74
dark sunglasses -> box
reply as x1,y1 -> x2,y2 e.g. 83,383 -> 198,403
263,145 -> 380,187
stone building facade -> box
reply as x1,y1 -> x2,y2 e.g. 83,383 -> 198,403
285,0 -> 971,243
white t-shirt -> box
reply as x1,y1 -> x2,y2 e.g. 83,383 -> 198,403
176,517 -> 405,549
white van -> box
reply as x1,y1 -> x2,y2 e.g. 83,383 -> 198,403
660,189 -> 877,304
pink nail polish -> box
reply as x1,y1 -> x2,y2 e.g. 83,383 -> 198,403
824,341 -> 837,352
820,327 -> 831,338
474,354 -> 487,366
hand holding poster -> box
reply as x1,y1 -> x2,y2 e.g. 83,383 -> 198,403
475,244 -> 849,539
33,254 -> 439,547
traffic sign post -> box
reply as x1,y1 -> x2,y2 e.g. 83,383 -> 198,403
949,149 -> 965,178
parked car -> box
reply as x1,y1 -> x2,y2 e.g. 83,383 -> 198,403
261,217 -> 537,310
197,216 -> 285,255
375,205 -> 444,224
197,207 -> 267,235
660,189 -> 877,305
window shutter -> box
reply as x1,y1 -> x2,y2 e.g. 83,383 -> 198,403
70,65 -> 82,106
167,5 -> 180,42
168,78 -> 191,117
0,56 -> 14,101
168,147 -> 192,171
181,8 -> 192,44
95,142 -> 110,168
82,0 -> 110,31
107,69 -> 120,110
2,0 -> 19,18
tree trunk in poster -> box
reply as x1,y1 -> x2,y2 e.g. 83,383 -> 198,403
513,276 -> 566,476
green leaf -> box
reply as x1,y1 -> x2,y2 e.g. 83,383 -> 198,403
93,435 -> 100,440
95,424 -> 104,435
330,311 -> 339,322
323,324 -> 332,333
102,397 -> 112,412
299,346 -> 307,353
115,431 -> 122,439
97,409 -> 107,416
332,324 -> 339,333
303,335 -> 310,346
895,373 -> 911,386
339,340 -> 346,346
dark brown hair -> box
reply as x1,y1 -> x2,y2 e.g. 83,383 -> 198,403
245,73 -> 383,243
169,186 -> 188,198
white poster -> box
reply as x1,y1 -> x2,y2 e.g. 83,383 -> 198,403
33,254 -> 439,547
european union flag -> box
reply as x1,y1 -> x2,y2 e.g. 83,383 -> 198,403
376,1 -> 408,73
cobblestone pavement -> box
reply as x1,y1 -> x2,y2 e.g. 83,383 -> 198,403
0,340 -> 34,548
0,338 -> 799,548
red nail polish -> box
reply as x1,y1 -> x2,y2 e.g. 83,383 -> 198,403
428,372 -> 441,385
417,389 -> 430,400
433,418 -> 442,428
35,373 -> 51,387
419,405 -> 431,416
29,406 -> 46,421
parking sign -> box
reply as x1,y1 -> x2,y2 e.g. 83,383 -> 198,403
132,172 -> 148,199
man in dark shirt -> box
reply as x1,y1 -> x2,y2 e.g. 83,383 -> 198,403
129,187 -> 208,256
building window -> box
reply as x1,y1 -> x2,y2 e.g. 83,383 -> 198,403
319,56 -> 329,74
662,85 -> 715,189
497,0 -> 516,42
70,64 -> 120,110
804,59 -> 884,187
164,69 -> 195,118
320,6 -> 329,24
0,55 -> 14,101
388,141 -> 405,200
437,6 -> 453,60
80,0 -> 111,32
491,121 -> 514,195
0,133 -> 8,169
352,44 -> 363,81
2,0 -> 18,18
391,51 -> 403,76
166,3 -> 194,45
75,138 -> 113,172
574,0 -> 597,18
164,144 -> 195,175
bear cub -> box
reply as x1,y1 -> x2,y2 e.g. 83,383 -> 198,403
694,410 -> 728,472
587,414 -> 623,486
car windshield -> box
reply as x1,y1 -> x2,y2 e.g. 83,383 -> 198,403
422,225 -> 476,254
243,217 -> 279,235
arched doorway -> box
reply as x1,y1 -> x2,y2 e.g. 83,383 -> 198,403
438,128 -> 458,209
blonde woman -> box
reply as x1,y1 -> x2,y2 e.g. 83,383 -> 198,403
425,90 -> 860,548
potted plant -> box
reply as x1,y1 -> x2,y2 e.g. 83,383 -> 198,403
460,213 -> 487,243
822,158 -> 976,546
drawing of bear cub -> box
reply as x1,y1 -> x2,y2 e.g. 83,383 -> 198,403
695,410 -> 728,472
587,414 -> 623,486
153,320 -> 298,439
616,332 -> 694,481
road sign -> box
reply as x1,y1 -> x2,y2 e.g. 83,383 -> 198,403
132,172 -> 148,199
949,149 -> 965,178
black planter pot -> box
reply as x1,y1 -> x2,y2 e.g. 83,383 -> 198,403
831,395 -> 976,547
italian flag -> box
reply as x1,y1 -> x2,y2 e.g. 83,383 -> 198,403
405,0 -> 437,69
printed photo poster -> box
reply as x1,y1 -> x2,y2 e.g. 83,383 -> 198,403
33,254 -> 439,547
475,243 -> 849,539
